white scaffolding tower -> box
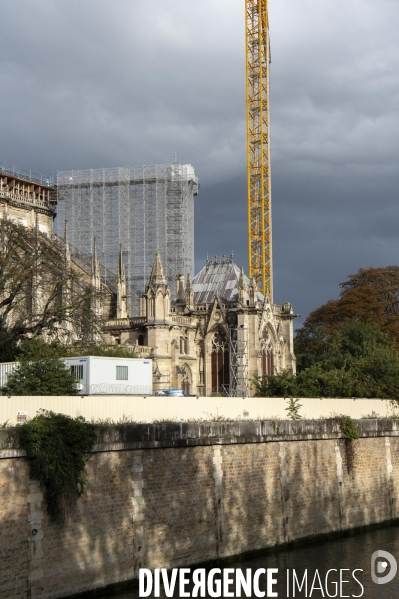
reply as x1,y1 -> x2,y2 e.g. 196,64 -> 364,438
229,325 -> 249,397
56,159 -> 198,314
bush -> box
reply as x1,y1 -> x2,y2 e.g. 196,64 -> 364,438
253,369 -> 297,397
340,415 -> 359,440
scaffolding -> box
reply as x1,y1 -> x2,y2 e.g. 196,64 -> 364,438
56,159 -> 198,314
229,324 -> 249,397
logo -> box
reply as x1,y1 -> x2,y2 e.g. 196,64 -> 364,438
371,550 -> 397,584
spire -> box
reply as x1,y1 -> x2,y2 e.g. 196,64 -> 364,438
64,220 -> 71,267
35,212 -> 39,247
62,221 -> 72,311
149,252 -> 167,287
91,237 -> 101,289
185,273 -> 194,309
249,276 -> 257,307
117,243 -> 125,282
145,252 -> 170,323
238,266 -> 247,304
117,244 -> 128,318
238,267 -> 246,290
176,274 -> 185,302
264,284 -> 270,305
91,237 -> 102,320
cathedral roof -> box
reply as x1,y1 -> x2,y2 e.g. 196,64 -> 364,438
192,255 -> 264,304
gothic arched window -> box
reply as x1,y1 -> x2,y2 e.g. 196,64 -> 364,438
211,329 -> 230,393
181,364 -> 191,395
261,328 -> 274,376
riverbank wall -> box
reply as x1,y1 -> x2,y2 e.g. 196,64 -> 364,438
1,419 -> 399,599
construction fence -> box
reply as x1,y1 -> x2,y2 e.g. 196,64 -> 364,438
0,395 -> 397,427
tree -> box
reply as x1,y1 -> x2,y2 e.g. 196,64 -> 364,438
14,337 -> 67,361
0,219 -> 102,361
296,266 -> 399,355
2,356 -> 77,396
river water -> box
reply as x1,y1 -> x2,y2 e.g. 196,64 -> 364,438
78,524 -> 399,598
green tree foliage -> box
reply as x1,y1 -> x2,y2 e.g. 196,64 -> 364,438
340,416 -> 359,440
19,410 -> 96,520
14,337 -> 67,360
253,369 -> 297,397
2,354 -> 77,396
255,320 -> 399,399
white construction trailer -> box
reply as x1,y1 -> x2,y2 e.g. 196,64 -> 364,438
64,356 -> 153,395
0,362 -> 17,390
0,356 -> 153,396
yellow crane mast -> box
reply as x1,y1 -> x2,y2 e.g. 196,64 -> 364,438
246,0 -> 273,300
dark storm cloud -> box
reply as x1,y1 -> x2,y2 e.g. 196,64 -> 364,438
1,0 -> 398,324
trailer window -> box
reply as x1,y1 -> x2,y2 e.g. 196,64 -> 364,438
116,365 -> 128,380
71,365 -> 84,380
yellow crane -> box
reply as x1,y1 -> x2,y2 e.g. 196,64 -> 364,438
246,0 -> 272,300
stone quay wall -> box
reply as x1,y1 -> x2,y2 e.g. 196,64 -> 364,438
1,419 -> 399,599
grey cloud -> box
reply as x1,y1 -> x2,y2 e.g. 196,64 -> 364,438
1,0 -> 399,326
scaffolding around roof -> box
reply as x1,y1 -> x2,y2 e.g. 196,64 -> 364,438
56,160 -> 198,314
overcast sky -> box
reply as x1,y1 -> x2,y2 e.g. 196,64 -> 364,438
1,0 -> 399,326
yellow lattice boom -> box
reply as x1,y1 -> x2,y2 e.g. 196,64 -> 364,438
246,0 -> 272,300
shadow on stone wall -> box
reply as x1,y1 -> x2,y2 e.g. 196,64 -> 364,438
0,456 -> 30,599
0,420 -> 397,599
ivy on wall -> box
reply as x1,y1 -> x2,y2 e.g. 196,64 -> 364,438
19,410 -> 96,520
340,415 -> 360,440
340,415 -> 359,475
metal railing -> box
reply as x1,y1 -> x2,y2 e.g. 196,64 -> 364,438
0,163 -> 54,186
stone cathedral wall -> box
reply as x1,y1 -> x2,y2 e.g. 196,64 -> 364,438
1,419 -> 398,599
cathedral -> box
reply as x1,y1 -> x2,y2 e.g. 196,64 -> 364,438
0,166 -> 296,396
102,252 -> 297,396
